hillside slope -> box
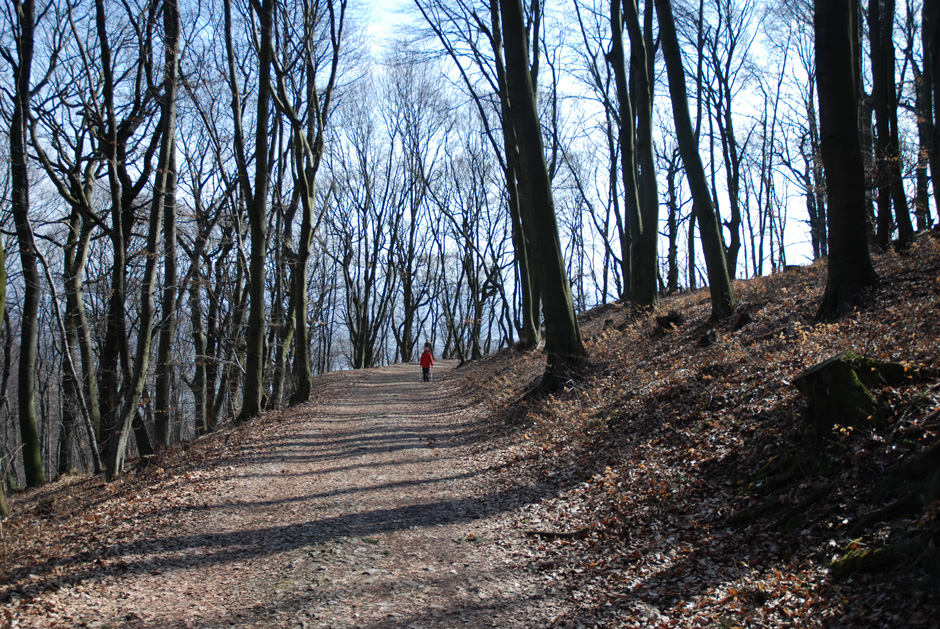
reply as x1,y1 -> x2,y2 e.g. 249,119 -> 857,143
456,233 -> 940,627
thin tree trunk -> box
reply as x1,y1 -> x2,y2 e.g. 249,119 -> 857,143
154,0 -> 181,445
664,148 -> 680,293
870,0 -> 914,248
238,0 -> 274,422
656,0 -> 734,319
155,142 -> 179,445
287,0 -> 345,404
35,244 -> 102,475
95,0 -> 128,458
0,168 -> 6,513
106,0 -> 179,475
10,0 -> 45,487
106,139 -> 166,477
609,0 -> 642,303
923,0 -> 940,217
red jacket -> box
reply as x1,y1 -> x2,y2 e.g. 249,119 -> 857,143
420,350 -> 434,369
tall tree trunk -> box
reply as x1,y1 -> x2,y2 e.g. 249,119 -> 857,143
154,0 -> 181,447
499,0 -> 586,386
870,0 -> 914,249
924,0 -> 940,216
609,0 -> 642,304
911,52 -> 932,229
625,0 -> 659,308
487,1 -> 541,348
106,0 -> 179,475
95,0 -> 128,459
289,156 -> 313,404
807,91 -> 829,257
10,0 -> 45,488
287,0 -> 345,404
656,0 -> 734,319
106,143 -> 167,476
154,148 -> 178,446
238,0 -> 274,422
815,0 -> 879,319
0,172 -> 7,513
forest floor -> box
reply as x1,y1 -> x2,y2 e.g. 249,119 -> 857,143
3,233 -> 940,628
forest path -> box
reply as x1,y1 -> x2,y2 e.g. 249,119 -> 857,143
38,360 -> 568,627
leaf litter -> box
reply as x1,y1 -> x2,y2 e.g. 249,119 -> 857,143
2,234 -> 940,627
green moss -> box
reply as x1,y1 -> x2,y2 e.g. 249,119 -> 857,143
830,542 -> 898,581
845,352 -> 936,386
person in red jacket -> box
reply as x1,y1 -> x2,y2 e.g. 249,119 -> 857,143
419,343 -> 434,381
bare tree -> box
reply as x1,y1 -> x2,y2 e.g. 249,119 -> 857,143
815,0 -> 878,319
500,0 -> 586,386
2,0 -> 48,486
225,0 -> 275,422
656,0 -> 734,319
869,0 -> 915,248
153,0 -> 182,448
925,0 -> 940,215
270,0 -> 347,404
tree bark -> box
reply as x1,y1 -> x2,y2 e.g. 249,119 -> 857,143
869,0 -> 914,249
924,0 -> 940,217
815,0 -> 878,320
154,0 -> 181,447
0,155 -> 6,514
609,0 -> 642,303
655,0 -> 734,319
238,0 -> 274,422
95,0 -> 129,459
106,0 -> 180,475
624,0 -> 659,308
488,1 -> 541,348
10,0 -> 45,487
499,0 -> 586,385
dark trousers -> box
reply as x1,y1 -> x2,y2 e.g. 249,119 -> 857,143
422,367 -> 430,382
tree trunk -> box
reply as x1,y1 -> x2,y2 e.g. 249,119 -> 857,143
106,138 -> 167,476
869,0 -> 914,249
211,256 -> 249,430
487,1 -> 541,348
95,0 -> 129,459
924,0 -> 940,217
808,92 -> 829,257
293,0 -> 343,402
625,0 -> 660,308
499,0 -> 586,385
609,0 -> 642,304
190,273 -> 208,435
154,0 -> 181,446
290,157 -> 313,403
238,0 -> 274,422
155,135 -> 180,447
663,148 -> 680,293
10,0 -> 45,488
0,157 -> 6,514
815,0 -> 879,320
106,0 -> 179,475
655,0 -> 734,319
60,208 -> 88,474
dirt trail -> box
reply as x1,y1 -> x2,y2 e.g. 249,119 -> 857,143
32,361 -> 569,628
